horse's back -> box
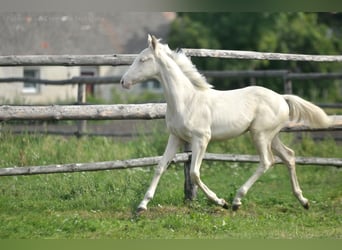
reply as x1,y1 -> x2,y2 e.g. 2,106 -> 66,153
208,86 -> 289,139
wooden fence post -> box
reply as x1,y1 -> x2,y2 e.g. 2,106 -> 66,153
250,77 -> 256,86
183,143 -> 198,201
283,73 -> 293,94
182,55 -> 198,201
76,83 -> 86,137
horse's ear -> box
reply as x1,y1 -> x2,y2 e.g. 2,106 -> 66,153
147,34 -> 152,46
147,34 -> 157,51
151,35 -> 157,50
148,35 -> 158,52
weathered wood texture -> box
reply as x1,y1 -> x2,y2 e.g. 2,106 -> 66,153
2,71 -> 342,86
1,104 -> 341,131
202,70 -> 289,78
202,70 -> 342,80
0,153 -> 340,177
203,153 -> 342,167
0,104 -> 167,121
183,143 -> 198,201
0,154 -> 189,176
0,54 -> 137,66
1,49 -> 342,67
0,76 -> 122,85
183,48 -> 342,62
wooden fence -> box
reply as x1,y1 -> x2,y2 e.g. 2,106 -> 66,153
2,49 -> 342,66
1,152 -> 341,177
0,49 -> 341,190
2,49 -> 342,105
0,103 -> 341,178
2,70 -> 342,98
0,104 -> 166,121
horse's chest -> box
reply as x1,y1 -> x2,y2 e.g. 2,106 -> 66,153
165,111 -> 193,140
166,118 -> 192,140
165,109 -> 210,141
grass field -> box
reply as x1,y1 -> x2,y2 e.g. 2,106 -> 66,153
0,127 -> 341,239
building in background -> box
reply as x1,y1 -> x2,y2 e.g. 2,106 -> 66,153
0,12 -> 175,104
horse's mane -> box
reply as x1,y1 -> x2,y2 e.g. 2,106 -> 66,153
170,50 -> 213,90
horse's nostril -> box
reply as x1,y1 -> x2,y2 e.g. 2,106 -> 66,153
120,79 -> 123,85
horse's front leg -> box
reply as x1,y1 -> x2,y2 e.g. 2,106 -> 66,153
190,136 -> 229,209
137,134 -> 182,213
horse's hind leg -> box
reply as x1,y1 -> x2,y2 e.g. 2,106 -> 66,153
271,136 -> 309,209
232,132 -> 275,211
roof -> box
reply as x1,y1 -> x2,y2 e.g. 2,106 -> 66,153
0,12 -> 176,55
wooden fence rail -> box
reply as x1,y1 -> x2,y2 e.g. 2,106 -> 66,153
1,104 -> 341,130
2,70 -> 342,85
202,70 -> 342,80
0,153 -> 341,177
182,48 -> 342,62
0,104 -> 166,121
1,70 -> 342,108
2,49 -> 342,67
0,76 -> 122,85
0,54 -> 137,67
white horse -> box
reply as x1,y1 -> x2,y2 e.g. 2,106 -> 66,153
120,35 -> 332,213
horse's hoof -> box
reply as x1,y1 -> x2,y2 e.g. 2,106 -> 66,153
222,202 -> 230,210
303,202 -> 309,210
232,204 -> 240,211
136,206 -> 147,215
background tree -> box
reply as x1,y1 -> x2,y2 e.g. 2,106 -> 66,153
168,13 -> 342,102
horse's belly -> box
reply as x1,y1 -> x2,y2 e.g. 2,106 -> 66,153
210,113 -> 252,140
210,124 -> 249,140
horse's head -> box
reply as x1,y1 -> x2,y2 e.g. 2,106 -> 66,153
120,34 -> 171,89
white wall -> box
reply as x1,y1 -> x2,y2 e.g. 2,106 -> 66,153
0,66 -> 80,104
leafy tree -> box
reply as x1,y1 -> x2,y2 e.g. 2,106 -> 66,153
168,13 -> 342,101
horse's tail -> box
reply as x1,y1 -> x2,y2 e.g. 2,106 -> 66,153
283,95 -> 332,128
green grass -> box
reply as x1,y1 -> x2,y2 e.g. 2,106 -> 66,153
0,128 -> 341,239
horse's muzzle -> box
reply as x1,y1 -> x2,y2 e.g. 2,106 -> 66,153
120,78 -> 132,89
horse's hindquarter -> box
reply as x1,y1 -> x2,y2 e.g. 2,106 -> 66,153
208,87 -> 289,140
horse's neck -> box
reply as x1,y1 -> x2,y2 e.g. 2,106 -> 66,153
156,54 -> 196,113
